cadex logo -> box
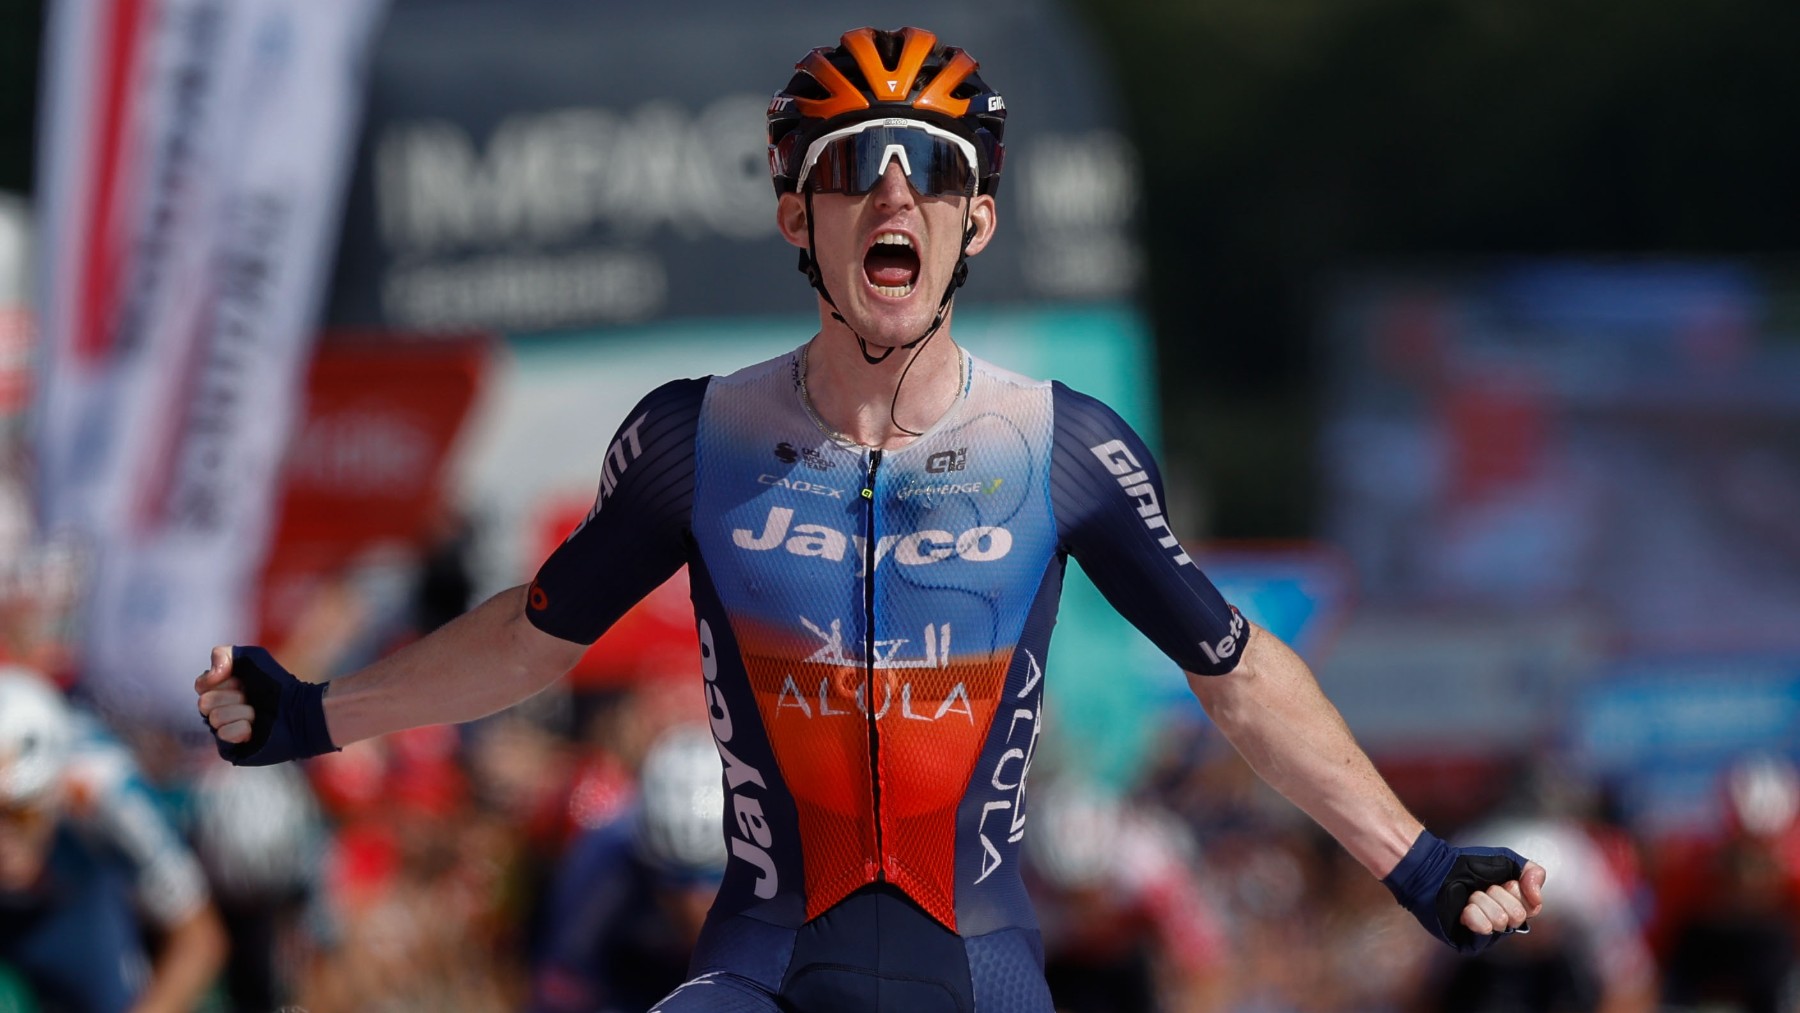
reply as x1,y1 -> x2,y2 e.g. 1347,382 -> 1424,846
731,506 -> 1012,574
758,474 -> 843,499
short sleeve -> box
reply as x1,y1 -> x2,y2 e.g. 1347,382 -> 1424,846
68,748 -> 210,926
527,378 -> 707,645
1050,382 -> 1249,675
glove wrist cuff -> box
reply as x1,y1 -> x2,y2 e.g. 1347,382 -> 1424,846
1382,829 -> 1452,910
289,678 -> 339,759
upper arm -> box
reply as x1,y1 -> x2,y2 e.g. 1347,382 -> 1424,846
1050,382 -> 1249,674
72,753 -> 210,926
526,378 -> 707,646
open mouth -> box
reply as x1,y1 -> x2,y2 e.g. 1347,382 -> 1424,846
863,232 -> 920,298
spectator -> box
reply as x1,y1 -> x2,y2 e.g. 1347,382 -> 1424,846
1024,780 -> 1230,1013
0,667 -> 226,1012
532,723 -> 727,1013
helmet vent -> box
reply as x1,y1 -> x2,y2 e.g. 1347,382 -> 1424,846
783,70 -> 829,102
872,29 -> 905,70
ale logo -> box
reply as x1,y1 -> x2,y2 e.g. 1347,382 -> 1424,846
926,448 -> 968,474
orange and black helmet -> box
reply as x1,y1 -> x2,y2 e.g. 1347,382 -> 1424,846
768,27 -> 1007,197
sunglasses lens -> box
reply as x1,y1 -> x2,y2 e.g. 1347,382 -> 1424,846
806,127 -> 974,197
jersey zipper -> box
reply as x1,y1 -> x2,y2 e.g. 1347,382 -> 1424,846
862,447 -> 885,879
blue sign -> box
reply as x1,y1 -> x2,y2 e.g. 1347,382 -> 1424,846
1574,656 -> 1800,832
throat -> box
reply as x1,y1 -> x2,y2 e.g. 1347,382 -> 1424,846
800,342 -> 967,448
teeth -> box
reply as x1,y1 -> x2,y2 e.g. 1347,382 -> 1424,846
873,233 -> 913,248
873,282 -> 915,298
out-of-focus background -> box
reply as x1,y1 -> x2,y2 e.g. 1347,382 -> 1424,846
1,0 -> 1797,1011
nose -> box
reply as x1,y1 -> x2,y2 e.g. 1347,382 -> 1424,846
870,161 -> 917,211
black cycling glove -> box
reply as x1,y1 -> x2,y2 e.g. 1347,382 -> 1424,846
1383,829 -> 1531,953
208,646 -> 339,766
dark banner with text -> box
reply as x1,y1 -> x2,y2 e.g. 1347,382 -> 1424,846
324,0 -> 1140,333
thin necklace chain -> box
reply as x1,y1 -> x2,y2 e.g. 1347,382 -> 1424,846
797,341 -> 967,449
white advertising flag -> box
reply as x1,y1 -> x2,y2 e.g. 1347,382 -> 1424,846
35,0 -> 388,722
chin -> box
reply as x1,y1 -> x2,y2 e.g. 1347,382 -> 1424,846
849,312 -> 934,350
843,284 -> 941,346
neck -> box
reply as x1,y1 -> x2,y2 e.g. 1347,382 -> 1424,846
802,308 -> 964,449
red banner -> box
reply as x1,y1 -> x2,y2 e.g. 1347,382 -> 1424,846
259,335 -> 490,644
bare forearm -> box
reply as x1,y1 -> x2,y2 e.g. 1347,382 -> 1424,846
130,904 -> 226,1013
321,584 -> 585,746
1188,624 -> 1421,878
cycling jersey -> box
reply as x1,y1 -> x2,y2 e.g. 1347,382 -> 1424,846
61,712 -> 211,929
0,711 -> 211,1011
0,829 -> 150,1012
532,807 -> 720,1013
528,347 -> 1249,1011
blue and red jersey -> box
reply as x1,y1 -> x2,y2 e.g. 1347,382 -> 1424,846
527,347 -> 1247,1008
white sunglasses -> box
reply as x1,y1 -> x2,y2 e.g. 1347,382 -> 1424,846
795,118 -> 981,198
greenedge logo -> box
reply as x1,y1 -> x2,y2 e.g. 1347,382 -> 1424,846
896,477 -> 1004,502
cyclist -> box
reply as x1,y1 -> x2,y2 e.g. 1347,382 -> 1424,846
1023,781 -> 1229,1012
190,763 -> 329,1012
197,27 -> 1545,1012
532,723 -> 731,1013
1,667 -> 226,1012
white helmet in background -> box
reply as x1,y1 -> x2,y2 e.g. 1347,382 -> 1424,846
1025,781 -> 1125,890
0,667 -> 74,808
1727,753 -> 1800,839
635,723 -> 727,878
191,763 -> 322,901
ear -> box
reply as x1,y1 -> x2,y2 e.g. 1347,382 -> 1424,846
776,192 -> 810,249
962,194 -> 998,256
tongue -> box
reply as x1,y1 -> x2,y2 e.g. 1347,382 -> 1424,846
864,247 -> 919,289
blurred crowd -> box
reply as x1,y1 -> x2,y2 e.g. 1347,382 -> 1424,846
4,497 -> 1800,1013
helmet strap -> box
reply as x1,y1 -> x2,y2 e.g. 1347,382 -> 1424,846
796,190 -> 977,436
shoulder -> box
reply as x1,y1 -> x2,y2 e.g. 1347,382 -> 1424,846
967,352 -> 1051,392
691,349 -> 805,426
708,349 -> 797,393
635,375 -> 712,416
1047,381 -> 1140,452
1048,381 -> 1122,422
